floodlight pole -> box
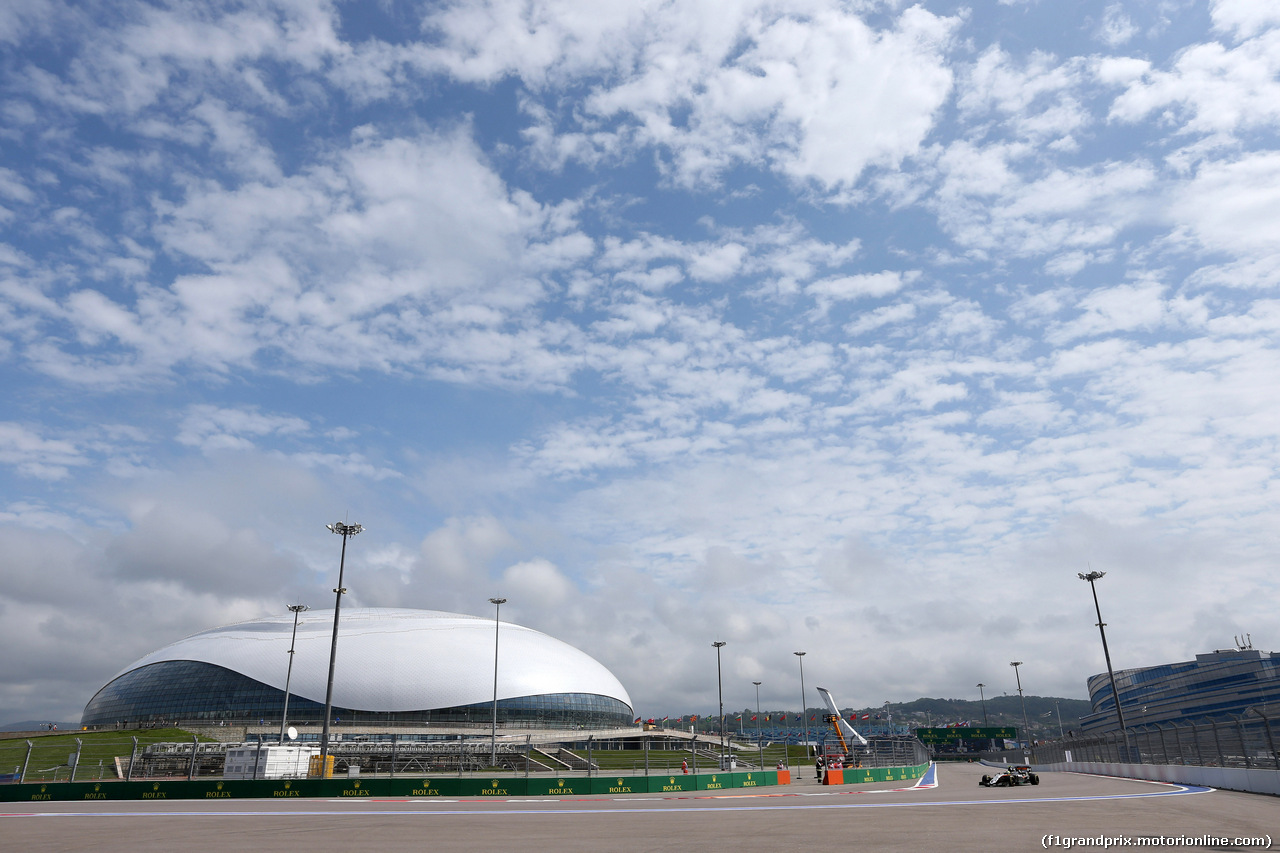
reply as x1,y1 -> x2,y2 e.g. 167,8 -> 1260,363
712,641 -> 726,766
321,521 -> 362,767
977,683 -> 988,725
489,597 -> 507,767
279,604 -> 309,744
753,681 -> 764,769
794,651 -> 808,761
1079,570 -> 1133,760
1010,661 -> 1034,762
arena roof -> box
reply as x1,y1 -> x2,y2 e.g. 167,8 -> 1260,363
109,608 -> 632,713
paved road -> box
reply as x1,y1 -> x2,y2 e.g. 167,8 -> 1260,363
2,763 -> 1274,852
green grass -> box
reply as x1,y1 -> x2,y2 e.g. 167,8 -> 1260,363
757,743 -> 813,766
0,734 -> 819,782
0,728 -> 210,782
558,743 -> 812,773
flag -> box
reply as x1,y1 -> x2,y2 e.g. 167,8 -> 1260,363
751,715 -> 757,721
861,714 -> 870,720
634,717 -> 642,724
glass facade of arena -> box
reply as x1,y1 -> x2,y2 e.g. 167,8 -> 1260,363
1080,648 -> 1280,733
82,660 -> 635,730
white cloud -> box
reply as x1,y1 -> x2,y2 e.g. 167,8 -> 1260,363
20,0 -> 345,116
14,127 -> 590,388
501,558 -> 575,608
1106,29 -> 1280,136
1048,281 -> 1171,343
1096,4 -> 1139,47
427,0 -> 959,189
0,422 -> 87,480
177,405 -> 310,453
806,271 -> 916,317
1168,151 -> 1280,266
419,516 -> 517,580
931,150 -> 1158,262
1210,0 -> 1280,40
844,302 -> 917,336
4,0 -> 1280,724
959,47 -> 1085,129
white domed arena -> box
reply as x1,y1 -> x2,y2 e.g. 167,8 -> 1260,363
81,608 -> 634,730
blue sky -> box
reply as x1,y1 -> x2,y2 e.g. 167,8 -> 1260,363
2,0 -> 1279,724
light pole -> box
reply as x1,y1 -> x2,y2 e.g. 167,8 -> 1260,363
279,604 -> 309,744
321,521 -> 362,767
753,681 -> 763,768
489,597 -> 507,767
712,642 -> 726,767
1079,571 -> 1133,761
1010,661 -> 1033,761
977,681 -> 993,750
794,651 -> 808,762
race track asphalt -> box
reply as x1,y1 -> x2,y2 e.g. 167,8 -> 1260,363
2,762 -> 1274,852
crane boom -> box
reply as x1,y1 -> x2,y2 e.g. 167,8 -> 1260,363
816,687 -> 869,750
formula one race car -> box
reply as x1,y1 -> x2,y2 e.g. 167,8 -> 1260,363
979,765 -> 1039,787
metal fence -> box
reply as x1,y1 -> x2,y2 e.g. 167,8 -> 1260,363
827,735 -> 931,768
4,732 -> 930,784
986,708 -> 1280,769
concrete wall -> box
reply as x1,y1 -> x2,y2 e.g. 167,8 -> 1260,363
1039,761 -> 1280,796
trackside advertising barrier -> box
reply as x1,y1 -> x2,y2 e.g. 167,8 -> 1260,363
0,764 -> 924,801
821,763 -> 929,786
0,769 -> 786,801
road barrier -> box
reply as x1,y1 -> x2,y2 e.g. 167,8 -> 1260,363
0,769 -> 784,801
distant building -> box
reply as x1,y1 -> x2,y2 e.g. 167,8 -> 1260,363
82,608 -> 634,730
1079,646 -> 1280,733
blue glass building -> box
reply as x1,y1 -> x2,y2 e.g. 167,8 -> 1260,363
1079,647 -> 1280,733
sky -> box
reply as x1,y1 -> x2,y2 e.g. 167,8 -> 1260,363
1,0 -> 1279,726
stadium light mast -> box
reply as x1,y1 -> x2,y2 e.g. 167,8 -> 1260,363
279,604 -> 309,744
1010,661 -> 1033,762
976,682 -> 988,725
794,651 -> 809,760
489,597 -> 507,767
321,521 -> 362,768
712,641 -> 726,766
1079,570 -> 1133,761
753,680 -> 763,768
